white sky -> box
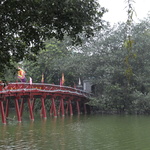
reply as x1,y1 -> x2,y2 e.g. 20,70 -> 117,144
98,0 -> 150,24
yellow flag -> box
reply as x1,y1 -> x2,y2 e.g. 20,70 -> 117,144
41,73 -> 44,83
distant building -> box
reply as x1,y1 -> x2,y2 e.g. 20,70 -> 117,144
76,79 -> 95,94
83,80 -> 92,93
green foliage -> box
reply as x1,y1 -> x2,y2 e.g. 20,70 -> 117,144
124,0 -> 135,82
4,12 -> 150,115
23,38 -> 71,84
131,91 -> 150,114
0,0 -> 106,78
79,16 -> 150,114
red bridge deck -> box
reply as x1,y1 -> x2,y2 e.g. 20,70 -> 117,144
0,83 -> 90,124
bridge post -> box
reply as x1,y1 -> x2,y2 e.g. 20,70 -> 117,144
57,99 -> 61,116
14,98 -> 21,122
58,97 -> 65,117
76,100 -> 80,115
41,96 -> 47,119
50,97 -> 57,118
0,101 -> 6,124
65,101 -> 68,115
69,98 -> 73,116
84,103 -> 87,114
20,98 -> 24,119
32,98 -> 35,111
50,100 -> 53,116
61,97 -> 65,117
28,98 -> 34,121
5,99 -> 9,118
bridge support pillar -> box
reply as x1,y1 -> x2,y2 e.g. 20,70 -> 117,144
84,103 -> 87,114
0,101 -> 6,124
20,98 -> 24,119
61,98 -> 65,117
32,98 -> 35,111
5,99 -> 9,118
28,98 -> 34,121
41,97 -> 47,119
58,97 -> 65,117
65,101 -> 68,115
14,98 -> 21,122
69,99 -> 73,116
58,102 -> 60,116
50,97 -> 57,118
76,100 -> 80,115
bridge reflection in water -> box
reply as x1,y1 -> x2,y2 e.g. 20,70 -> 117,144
0,83 -> 90,124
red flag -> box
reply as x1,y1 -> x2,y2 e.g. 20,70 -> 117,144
62,73 -> 65,85
60,78 -> 62,86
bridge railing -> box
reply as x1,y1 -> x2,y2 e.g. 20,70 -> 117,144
0,82 -> 91,97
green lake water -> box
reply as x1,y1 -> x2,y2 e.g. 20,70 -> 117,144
1,114 -> 150,150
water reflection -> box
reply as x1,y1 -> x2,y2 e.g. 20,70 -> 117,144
0,125 -> 7,149
1,115 -> 150,149
59,117 -> 65,150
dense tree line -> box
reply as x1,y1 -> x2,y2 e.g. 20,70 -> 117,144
17,16 -> 150,115
3,13 -> 150,114
81,16 -> 150,114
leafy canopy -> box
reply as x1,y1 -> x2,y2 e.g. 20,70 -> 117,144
0,0 -> 106,77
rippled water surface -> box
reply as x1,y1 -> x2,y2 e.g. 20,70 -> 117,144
1,114 -> 150,150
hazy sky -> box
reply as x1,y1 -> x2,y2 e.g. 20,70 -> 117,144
98,0 -> 150,24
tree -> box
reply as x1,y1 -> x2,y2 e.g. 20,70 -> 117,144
23,38 -> 70,84
66,16 -> 150,114
16,16 -> 150,114
0,0 -> 106,78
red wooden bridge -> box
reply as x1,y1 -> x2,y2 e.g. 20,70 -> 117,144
0,83 -> 90,124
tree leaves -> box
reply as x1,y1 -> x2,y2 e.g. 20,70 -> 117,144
0,0 -> 106,78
